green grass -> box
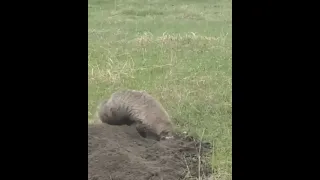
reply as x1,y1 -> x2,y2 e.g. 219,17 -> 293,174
88,0 -> 232,179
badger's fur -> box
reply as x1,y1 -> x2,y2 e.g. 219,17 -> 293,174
97,90 -> 173,140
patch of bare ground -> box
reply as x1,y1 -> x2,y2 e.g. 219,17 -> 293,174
88,123 -> 213,180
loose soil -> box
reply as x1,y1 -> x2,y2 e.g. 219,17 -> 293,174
88,123 -> 213,180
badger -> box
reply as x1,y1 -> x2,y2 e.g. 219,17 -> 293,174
97,90 -> 174,141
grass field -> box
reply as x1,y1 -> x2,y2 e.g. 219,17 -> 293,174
88,0 -> 232,179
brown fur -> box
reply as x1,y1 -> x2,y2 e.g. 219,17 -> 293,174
97,90 -> 173,140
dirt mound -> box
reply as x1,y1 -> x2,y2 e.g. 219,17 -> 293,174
88,123 -> 213,180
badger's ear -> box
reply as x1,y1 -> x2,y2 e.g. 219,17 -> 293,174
159,130 -> 169,137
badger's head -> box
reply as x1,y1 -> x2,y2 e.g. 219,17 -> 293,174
158,122 -> 174,140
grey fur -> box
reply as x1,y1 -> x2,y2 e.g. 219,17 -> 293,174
97,90 -> 173,140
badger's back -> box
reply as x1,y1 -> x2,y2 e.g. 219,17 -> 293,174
112,90 -> 170,121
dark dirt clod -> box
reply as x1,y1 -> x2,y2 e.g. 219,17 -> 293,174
88,123 -> 213,180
